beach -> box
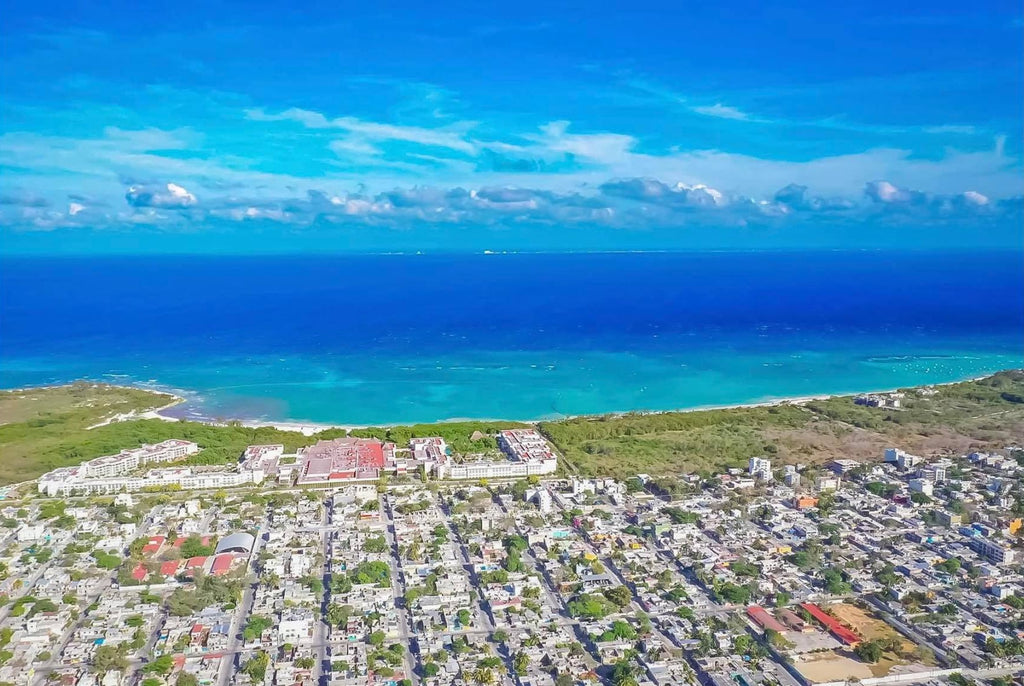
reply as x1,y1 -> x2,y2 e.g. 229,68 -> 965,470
65,372 -> 997,436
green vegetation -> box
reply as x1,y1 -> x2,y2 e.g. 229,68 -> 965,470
167,574 -> 242,616
348,561 -> 390,586
567,593 -> 618,619
0,383 -> 313,485
540,370 -> 1024,478
541,405 -> 807,478
4,371 -> 1023,486
344,421 -> 532,454
243,615 -> 274,642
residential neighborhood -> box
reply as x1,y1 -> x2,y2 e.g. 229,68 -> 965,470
1,427 -> 1022,686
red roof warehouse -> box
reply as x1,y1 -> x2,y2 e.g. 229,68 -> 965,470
800,603 -> 861,645
747,605 -> 787,633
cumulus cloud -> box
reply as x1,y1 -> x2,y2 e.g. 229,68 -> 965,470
773,184 -> 854,211
125,182 -> 197,208
599,178 -> 727,207
864,180 -> 924,204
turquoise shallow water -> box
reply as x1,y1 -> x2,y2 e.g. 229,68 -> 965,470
1,252 -> 1021,425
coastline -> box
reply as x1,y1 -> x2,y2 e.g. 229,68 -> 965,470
52,369 -> 1011,435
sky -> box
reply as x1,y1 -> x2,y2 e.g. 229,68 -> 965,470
1,0 -> 1022,253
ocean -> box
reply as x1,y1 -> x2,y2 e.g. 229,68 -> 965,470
1,251 -> 1021,425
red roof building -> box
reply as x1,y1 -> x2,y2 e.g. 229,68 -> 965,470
160,560 -> 183,577
131,564 -> 148,582
800,603 -> 861,645
210,553 -> 237,576
747,605 -> 787,633
142,536 -> 166,554
298,438 -> 391,483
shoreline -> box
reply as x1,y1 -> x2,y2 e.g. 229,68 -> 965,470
9,370 -> 1007,435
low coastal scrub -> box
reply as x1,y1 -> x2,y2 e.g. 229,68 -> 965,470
1,370 -> 1022,486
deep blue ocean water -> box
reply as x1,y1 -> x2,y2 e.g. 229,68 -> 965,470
1,252 -> 1022,425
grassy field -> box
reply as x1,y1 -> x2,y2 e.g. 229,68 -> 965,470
0,370 -> 1021,486
541,370 -> 1024,479
0,383 -> 533,486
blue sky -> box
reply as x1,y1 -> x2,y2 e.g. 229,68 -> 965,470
1,0 -> 1022,252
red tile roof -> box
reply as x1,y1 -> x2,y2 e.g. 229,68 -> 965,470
800,603 -> 861,645
747,605 -> 787,633
210,553 -> 236,575
142,535 -> 166,554
131,565 -> 148,581
160,561 -> 183,577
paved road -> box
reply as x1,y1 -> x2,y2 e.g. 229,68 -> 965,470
312,497 -> 331,686
214,512 -> 269,686
380,493 -> 420,686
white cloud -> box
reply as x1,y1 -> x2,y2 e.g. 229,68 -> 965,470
125,182 -> 197,208
247,107 -> 477,154
692,103 -> 750,120
961,190 -> 989,206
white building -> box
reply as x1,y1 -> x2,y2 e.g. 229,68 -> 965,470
38,465 -> 263,497
970,538 -> 1017,565
908,478 -> 934,496
17,524 -> 47,542
916,464 -> 947,483
816,476 -> 840,492
81,439 -> 199,478
434,430 -> 558,480
748,457 -> 772,481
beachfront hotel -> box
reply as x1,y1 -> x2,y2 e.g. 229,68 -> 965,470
80,439 -> 199,478
37,465 -> 265,497
294,437 -> 396,485
294,430 -> 559,483
434,429 -> 558,480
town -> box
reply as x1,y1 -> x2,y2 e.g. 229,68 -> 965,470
1,428 -> 1022,686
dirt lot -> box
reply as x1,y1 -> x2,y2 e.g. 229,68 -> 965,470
792,652 -> 873,683
828,603 -> 914,652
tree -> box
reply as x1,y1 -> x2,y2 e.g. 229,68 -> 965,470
513,651 -> 529,675
567,593 -> 616,619
423,662 -> 440,677
362,535 -> 388,553
179,534 -> 215,558
610,660 -> 639,686
176,673 -> 199,686
555,675 -> 575,686
93,644 -> 129,674
243,615 -> 274,642
603,585 -> 633,608
241,651 -> 270,682
326,604 -> 353,628
143,655 -> 175,676
855,640 -> 885,663
472,668 -> 495,684
368,631 -> 386,647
